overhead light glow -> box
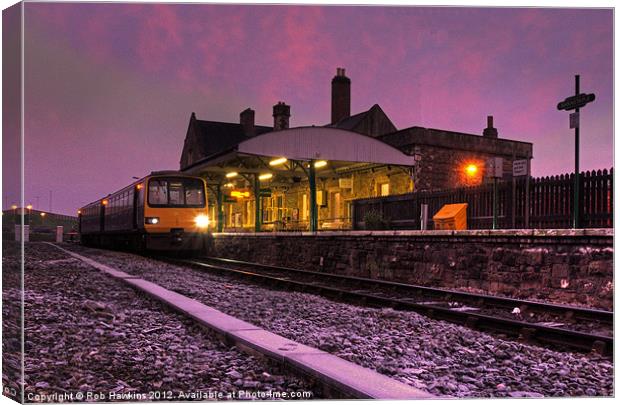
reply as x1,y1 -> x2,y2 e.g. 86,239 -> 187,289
231,190 -> 251,198
40,212 -> 46,217
26,204 -> 33,210
11,205 -> 17,210
269,157 -> 288,166
102,199 -> 109,206
224,182 -> 234,188
258,173 -> 273,181
225,172 -> 238,178
314,160 -> 328,168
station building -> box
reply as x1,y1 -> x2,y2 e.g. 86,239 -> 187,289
180,68 -> 533,232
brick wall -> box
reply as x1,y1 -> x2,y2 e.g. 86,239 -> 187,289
207,229 -> 613,310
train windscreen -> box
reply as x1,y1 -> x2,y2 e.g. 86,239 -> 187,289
148,178 -> 205,207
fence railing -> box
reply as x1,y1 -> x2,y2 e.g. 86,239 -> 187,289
352,168 -> 613,230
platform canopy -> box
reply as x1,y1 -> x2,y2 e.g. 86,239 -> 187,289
184,126 -> 416,178
183,127 -> 416,232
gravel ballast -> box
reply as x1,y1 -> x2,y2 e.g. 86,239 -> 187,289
64,243 -> 614,398
11,242 -> 320,401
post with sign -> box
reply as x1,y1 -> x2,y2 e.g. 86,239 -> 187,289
512,158 -> 530,228
557,75 -> 595,228
487,157 -> 503,229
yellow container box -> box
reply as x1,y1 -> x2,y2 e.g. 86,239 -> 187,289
432,203 -> 468,230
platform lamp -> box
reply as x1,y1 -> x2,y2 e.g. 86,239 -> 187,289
26,204 -> 33,226
11,204 -> 17,226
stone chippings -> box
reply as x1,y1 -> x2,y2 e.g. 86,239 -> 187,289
2,241 -> 23,402
14,242 -> 320,401
70,245 -> 614,399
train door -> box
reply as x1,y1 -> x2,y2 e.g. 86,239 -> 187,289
132,187 -> 139,229
135,184 -> 145,229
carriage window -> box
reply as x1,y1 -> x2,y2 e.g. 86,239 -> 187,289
169,182 -> 184,205
147,177 -> 205,207
185,187 -> 204,205
149,180 -> 168,205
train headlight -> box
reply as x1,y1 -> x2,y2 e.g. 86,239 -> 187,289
145,217 -> 160,225
194,214 -> 210,228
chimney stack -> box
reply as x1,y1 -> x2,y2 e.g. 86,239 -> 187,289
483,115 -> 498,138
331,67 -> 351,124
273,101 -> 290,131
240,108 -> 255,137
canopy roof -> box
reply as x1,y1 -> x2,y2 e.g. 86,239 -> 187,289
183,127 -> 415,193
237,127 -> 414,165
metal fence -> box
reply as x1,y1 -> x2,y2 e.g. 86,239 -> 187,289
352,168 -> 613,230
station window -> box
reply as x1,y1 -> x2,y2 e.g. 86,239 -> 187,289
263,194 -> 286,223
379,182 -> 390,196
245,201 -> 254,226
301,194 -> 308,220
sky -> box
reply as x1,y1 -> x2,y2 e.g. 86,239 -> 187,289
2,2 -> 614,215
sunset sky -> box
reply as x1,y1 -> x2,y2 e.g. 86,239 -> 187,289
2,2 -> 614,215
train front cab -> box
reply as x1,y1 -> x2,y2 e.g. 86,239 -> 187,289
142,175 -> 210,251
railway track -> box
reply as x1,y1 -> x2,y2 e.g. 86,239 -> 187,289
162,256 -> 613,357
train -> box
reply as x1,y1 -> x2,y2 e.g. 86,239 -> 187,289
79,171 -> 209,251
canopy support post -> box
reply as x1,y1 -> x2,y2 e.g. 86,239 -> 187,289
309,161 -> 318,232
254,175 -> 262,232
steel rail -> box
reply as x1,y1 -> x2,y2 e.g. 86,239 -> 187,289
163,257 -> 612,357
203,256 -> 613,325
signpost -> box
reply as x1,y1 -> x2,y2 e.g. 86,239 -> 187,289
487,157 -> 503,229
557,75 -> 595,229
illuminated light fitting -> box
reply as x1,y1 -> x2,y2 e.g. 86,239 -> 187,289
314,160 -> 328,168
136,183 -> 143,190
465,164 -> 478,176
77,210 -> 82,215
194,214 -> 210,228
269,157 -> 288,166
225,172 -> 238,178
26,204 -> 33,210
231,190 -> 251,198
102,199 -> 109,206
11,205 -> 17,210
258,173 -> 273,181
224,182 -> 234,188
40,212 -> 46,217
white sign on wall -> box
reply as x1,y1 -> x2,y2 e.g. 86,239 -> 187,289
512,159 -> 529,177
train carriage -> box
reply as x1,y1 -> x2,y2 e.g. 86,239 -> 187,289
79,171 -> 209,251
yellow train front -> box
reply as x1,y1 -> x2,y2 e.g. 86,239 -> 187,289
79,171 -> 209,251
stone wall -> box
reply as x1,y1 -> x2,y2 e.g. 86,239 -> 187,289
207,229 -> 613,310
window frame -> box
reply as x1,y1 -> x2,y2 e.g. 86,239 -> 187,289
147,177 -> 206,208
